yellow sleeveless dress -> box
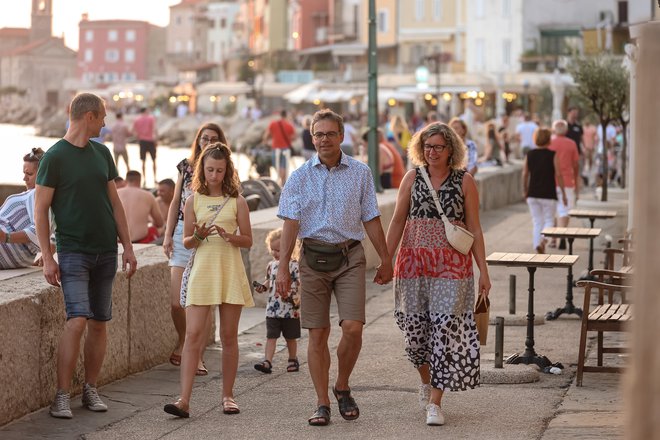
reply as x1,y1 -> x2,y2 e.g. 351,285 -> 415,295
185,194 -> 254,307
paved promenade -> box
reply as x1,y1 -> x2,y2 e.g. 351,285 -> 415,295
0,200 -> 626,439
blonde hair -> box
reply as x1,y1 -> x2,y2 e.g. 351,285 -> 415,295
191,143 -> 240,197
408,122 -> 466,170
265,228 -> 300,260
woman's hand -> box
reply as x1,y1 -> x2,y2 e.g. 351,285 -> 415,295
478,273 -> 492,297
163,235 -> 173,258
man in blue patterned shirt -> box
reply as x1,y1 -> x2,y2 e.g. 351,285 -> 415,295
276,109 -> 393,426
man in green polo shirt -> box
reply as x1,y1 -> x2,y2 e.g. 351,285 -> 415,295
35,92 -> 137,419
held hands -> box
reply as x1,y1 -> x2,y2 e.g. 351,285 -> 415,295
373,260 -> 394,285
562,192 -> 568,207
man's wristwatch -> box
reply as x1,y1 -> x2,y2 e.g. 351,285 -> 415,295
4,232 -> 10,244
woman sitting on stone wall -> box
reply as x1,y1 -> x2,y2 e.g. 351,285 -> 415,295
0,147 -> 51,269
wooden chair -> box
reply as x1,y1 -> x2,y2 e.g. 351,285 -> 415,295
575,276 -> 633,386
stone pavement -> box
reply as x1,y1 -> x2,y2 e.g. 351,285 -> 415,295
0,197 -> 628,439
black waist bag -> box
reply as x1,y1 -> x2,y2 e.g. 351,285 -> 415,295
303,241 -> 359,272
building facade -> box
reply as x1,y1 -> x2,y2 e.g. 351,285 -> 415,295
77,18 -> 160,84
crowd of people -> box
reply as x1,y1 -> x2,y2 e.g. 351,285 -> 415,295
3,90 -> 623,428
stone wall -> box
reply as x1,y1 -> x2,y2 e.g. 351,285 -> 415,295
0,246 -> 175,426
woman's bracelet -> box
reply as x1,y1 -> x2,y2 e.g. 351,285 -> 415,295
193,232 -> 204,242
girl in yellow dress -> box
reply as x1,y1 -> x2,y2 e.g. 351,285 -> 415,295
164,143 -> 254,418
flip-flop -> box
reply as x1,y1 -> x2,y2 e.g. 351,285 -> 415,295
222,397 -> 240,415
164,399 -> 189,418
332,387 -> 360,421
308,405 -> 331,426
169,353 -> 181,366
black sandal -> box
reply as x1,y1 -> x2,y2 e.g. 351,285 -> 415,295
332,387 -> 360,421
286,358 -> 299,372
308,405 -> 331,426
254,359 -> 272,374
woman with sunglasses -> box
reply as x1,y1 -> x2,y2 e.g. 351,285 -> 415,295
162,123 -> 227,376
385,122 -> 490,426
0,148 -> 53,269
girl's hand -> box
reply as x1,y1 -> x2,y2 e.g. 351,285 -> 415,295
194,222 -> 215,240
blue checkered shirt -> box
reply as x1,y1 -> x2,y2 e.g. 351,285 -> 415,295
277,153 -> 380,244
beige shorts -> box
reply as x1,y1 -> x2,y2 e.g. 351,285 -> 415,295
299,240 -> 366,329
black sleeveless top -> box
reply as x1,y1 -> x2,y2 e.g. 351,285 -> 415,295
409,167 -> 466,223
527,149 -> 557,199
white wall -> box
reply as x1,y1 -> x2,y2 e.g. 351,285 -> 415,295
465,0 -> 523,73
465,0 -> 620,74
207,3 -> 240,64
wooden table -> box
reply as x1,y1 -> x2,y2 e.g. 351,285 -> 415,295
487,252 -> 579,369
541,227 -> 601,320
569,209 -> 617,276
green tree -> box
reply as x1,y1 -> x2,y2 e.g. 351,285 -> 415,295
569,55 -> 629,201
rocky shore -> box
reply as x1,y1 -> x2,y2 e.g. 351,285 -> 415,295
0,101 -> 293,153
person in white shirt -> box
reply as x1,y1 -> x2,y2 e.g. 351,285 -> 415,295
515,113 -> 539,156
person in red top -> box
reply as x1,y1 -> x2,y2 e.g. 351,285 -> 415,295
132,107 -> 158,185
548,119 -> 580,249
263,110 -> 295,186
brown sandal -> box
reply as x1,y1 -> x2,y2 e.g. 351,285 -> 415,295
164,398 -> 189,418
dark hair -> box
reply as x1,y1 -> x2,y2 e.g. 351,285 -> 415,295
280,109 -> 287,118
126,170 -> 141,183
116,112 -> 123,119
158,178 -> 175,189
188,122 -> 227,165
311,108 -> 344,135
69,93 -> 104,120
23,147 -> 45,163
191,143 -> 240,197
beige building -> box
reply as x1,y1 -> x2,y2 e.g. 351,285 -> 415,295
0,0 -> 76,111
397,0 -> 465,74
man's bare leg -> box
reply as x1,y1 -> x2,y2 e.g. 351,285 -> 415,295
308,327 -> 331,408
56,317 -> 87,390
334,319 -> 363,418
83,320 -> 107,385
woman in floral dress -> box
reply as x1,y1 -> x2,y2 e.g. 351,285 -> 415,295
386,122 -> 491,426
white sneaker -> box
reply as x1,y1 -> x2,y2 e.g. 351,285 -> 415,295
418,383 -> 432,410
82,383 -> 108,412
49,390 -> 73,419
426,403 -> 445,426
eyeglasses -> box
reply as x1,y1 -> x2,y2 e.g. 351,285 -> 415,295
423,143 -> 448,153
200,136 -> 220,144
312,131 -> 339,140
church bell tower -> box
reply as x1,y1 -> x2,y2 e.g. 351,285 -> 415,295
30,0 -> 53,41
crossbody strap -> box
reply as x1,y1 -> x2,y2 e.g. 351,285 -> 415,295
418,166 -> 450,224
204,195 -> 231,225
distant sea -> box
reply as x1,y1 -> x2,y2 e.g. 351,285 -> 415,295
0,123 -> 293,186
